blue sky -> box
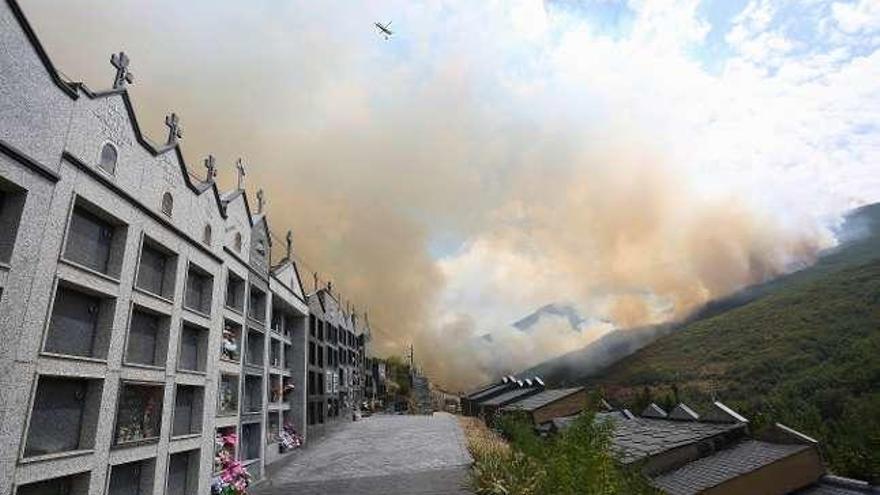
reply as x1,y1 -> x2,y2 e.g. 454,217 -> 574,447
547,0 -> 878,73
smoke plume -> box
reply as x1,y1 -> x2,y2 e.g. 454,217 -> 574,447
21,0 -> 878,391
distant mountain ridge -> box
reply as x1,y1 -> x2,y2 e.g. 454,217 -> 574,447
512,303 -> 586,332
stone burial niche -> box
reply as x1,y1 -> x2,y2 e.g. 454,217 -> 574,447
23,375 -> 103,458
107,458 -> 156,495
113,381 -> 164,446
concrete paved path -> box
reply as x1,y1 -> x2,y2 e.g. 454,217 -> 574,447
253,413 -> 473,495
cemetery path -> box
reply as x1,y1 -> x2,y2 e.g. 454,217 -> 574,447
252,412 -> 473,495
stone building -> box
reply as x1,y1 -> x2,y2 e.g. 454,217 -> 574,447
476,379 -> 545,426
461,375 -> 545,417
0,1 -> 330,493
354,312 -> 371,410
363,357 -> 387,409
304,287 -> 367,436
500,387 -> 587,426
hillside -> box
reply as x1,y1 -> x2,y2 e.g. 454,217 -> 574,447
569,203 -> 880,482
528,203 -> 880,386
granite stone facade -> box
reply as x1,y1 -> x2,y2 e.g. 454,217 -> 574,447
304,288 -> 368,441
0,1 -> 367,493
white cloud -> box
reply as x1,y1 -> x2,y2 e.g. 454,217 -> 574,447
832,0 -> 880,34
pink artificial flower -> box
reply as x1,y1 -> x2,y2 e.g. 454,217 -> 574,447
223,433 -> 238,446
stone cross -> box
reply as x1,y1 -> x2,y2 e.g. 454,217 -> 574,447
256,189 -> 265,213
110,51 -> 133,89
235,158 -> 246,190
203,155 -> 216,182
164,113 -> 183,145
285,230 -> 293,259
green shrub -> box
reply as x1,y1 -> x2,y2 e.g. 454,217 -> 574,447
470,411 -> 656,495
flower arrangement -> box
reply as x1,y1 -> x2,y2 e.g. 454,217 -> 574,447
212,432 -> 251,495
115,388 -> 161,444
279,422 -> 303,453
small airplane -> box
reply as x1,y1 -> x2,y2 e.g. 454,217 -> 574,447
374,21 -> 393,40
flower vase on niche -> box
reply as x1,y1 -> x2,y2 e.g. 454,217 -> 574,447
116,387 -> 160,444
222,325 -> 239,361
278,422 -> 303,453
212,432 -> 251,495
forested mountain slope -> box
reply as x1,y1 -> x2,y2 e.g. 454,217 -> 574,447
577,204 -> 880,482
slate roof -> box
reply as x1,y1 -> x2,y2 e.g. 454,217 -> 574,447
796,476 -> 879,495
652,440 -> 810,495
502,387 -> 583,412
480,387 -> 541,407
800,485 -> 876,495
545,411 -> 627,433
465,382 -> 500,399
467,383 -> 514,402
307,292 -> 325,317
604,416 -> 743,464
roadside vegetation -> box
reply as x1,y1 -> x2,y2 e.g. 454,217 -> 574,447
461,412 -> 655,494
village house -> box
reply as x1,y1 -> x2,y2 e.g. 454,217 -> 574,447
476,378 -> 545,426
500,387 -> 587,426
546,401 -> 875,495
0,1 -> 380,493
363,357 -> 387,409
461,375 -> 522,416
465,374 -> 875,494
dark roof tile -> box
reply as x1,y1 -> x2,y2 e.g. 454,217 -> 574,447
502,387 -> 584,412
481,387 -> 542,407
467,383 -> 514,402
602,417 -> 742,464
652,440 -> 809,495
796,475 -> 878,495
